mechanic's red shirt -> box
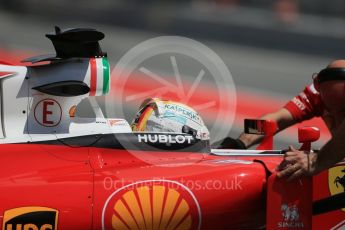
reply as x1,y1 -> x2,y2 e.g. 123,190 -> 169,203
284,84 -> 335,132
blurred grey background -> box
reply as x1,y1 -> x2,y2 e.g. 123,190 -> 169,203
0,0 -> 344,149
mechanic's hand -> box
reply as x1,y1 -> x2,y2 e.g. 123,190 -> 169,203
211,137 -> 247,149
277,145 -> 317,181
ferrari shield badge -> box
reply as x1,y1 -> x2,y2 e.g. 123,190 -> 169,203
328,166 -> 345,212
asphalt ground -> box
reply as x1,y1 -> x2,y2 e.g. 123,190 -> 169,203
0,11 -> 332,149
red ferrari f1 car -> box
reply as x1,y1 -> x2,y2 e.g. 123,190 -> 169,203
0,27 -> 344,230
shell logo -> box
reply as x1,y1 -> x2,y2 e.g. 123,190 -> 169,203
102,180 -> 201,230
328,165 -> 345,212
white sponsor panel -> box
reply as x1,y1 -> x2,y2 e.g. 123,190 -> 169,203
137,134 -> 194,144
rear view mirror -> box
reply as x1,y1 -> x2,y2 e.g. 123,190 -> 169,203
298,126 -> 320,151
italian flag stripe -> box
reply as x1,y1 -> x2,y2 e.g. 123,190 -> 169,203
95,58 -> 104,96
102,57 -> 110,95
90,58 -> 97,96
89,57 -> 110,96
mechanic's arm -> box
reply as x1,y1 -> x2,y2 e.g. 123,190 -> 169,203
238,108 -> 296,148
213,108 -> 297,149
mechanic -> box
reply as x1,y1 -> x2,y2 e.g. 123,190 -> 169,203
213,60 -> 345,180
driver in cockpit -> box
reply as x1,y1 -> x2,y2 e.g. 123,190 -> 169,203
130,98 -> 210,141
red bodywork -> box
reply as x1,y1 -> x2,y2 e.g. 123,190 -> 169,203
0,141 -> 345,229
0,143 -> 281,229
0,118 -> 345,230
0,144 -> 344,229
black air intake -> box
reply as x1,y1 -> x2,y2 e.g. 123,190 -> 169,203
46,26 -> 106,58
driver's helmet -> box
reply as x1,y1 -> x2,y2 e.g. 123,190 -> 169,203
131,98 -> 210,140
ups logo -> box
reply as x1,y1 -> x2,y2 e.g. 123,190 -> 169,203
2,207 -> 58,230
328,166 -> 345,212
